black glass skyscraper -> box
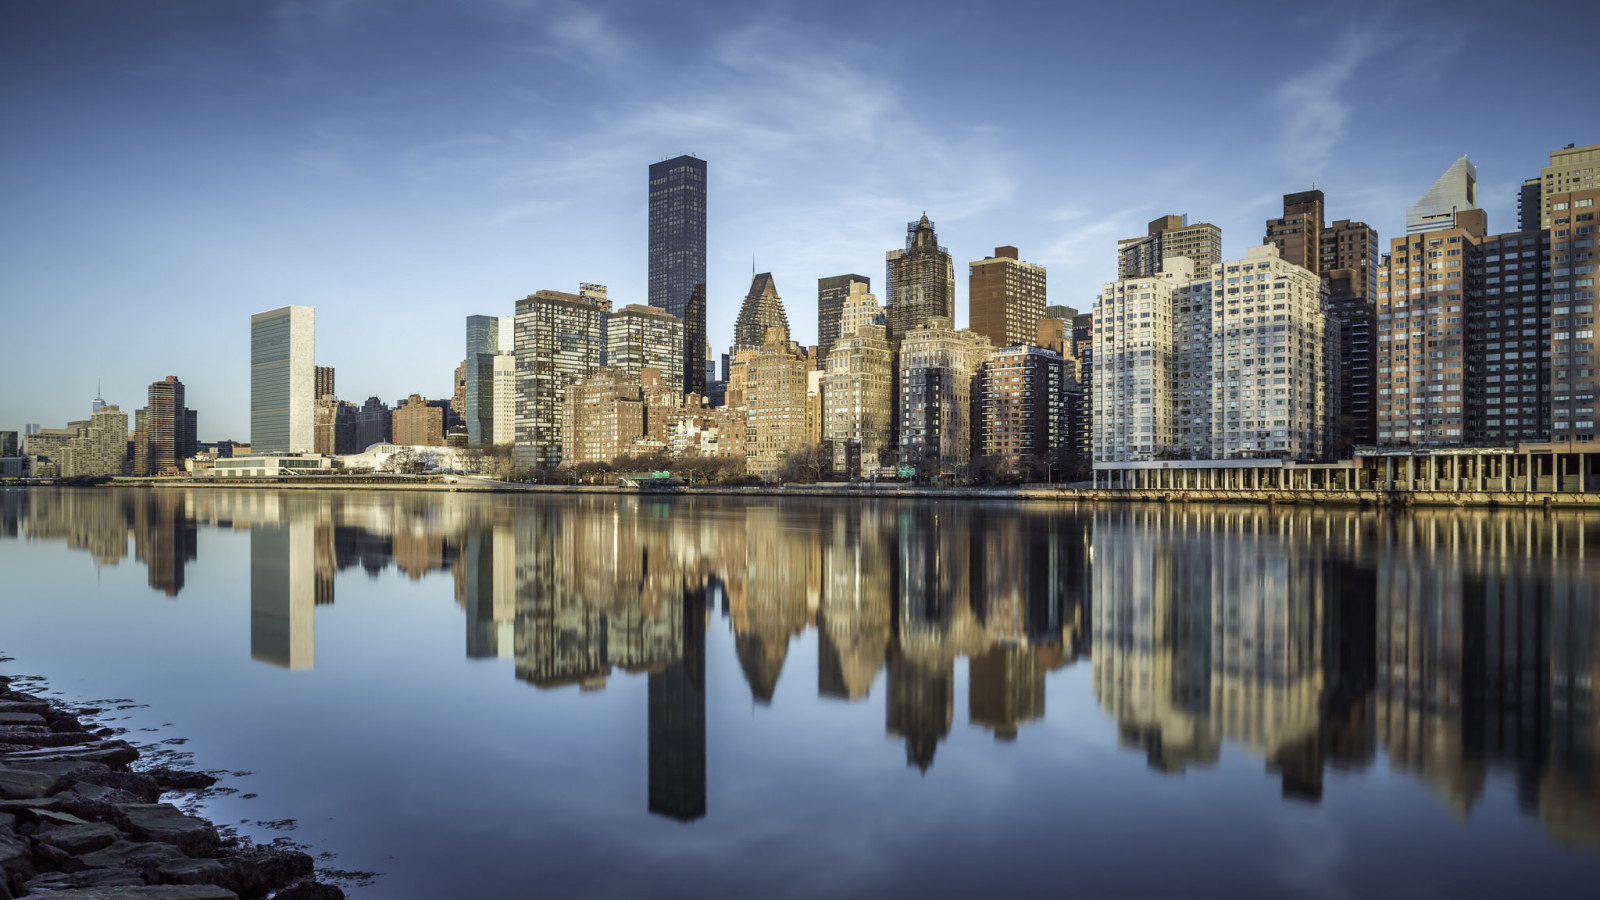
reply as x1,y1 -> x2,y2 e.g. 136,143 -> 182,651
647,155 -> 707,396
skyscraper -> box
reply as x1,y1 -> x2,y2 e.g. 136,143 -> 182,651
251,306 -> 316,454
648,155 -> 707,396
514,288 -> 608,467
733,272 -> 790,351
1265,190 -> 1324,273
314,366 -> 335,400
608,304 -> 684,392
817,274 -> 871,365
465,315 -> 516,446
133,376 -> 197,475
968,246 -> 1047,350
885,216 -> 956,346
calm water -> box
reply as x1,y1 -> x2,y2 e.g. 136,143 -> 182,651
3,487 -> 1600,899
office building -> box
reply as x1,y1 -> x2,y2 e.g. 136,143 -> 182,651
897,318 -> 992,472
251,306 -> 316,454
733,272 -> 790,352
392,394 -> 446,446
465,315 -> 517,446
975,346 -> 1067,477
648,155 -> 707,395
969,246 -> 1047,351
1406,156 -> 1477,236
817,274 -> 871,365
885,216 -> 956,346
515,288 -> 608,467
315,366 -> 335,400
61,403 -> 128,477
134,376 -> 198,475
355,397 -> 391,450
608,304 -> 684,393
1265,190 -> 1325,274
824,284 -> 894,473
0,432 -> 16,457
743,329 -> 810,479
314,398 -> 360,455
1117,214 -> 1222,279
1071,313 -> 1094,467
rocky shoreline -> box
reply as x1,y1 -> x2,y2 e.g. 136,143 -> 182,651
0,670 -> 345,899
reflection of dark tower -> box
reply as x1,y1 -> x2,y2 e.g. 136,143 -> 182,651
137,492 -> 197,597
649,578 -> 707,822
1322,556 -> 1378,770
886,641 -> 952,772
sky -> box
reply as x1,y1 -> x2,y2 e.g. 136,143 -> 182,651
2,0 -> 1596,441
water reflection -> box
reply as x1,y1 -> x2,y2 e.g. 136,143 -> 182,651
4,488 -> 1599,849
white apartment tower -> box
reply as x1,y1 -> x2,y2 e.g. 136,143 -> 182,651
250,306 -> 316,454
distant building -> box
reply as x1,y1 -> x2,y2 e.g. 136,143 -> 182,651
1533,142 -> 1600,230
0,431 -> 16,457
133,376 -> 198,475
733,273 -> 790,352
648,155 -> 708,395
975,346 -> 1067,477
817,274 -> 871,366
251,306 -> 316,454
968,246 -> 1047,351
315,366 -> 335,400
885,216 -> 956,346
465,315 -> 516,446
1265,190 -> 1325,274
1117,214 -> 1222,279
392,394 -> 445,447
1407,156 -> 1477,236
1547,183 -> 1600,440
515,288 -> 608,467
315,398 -> 360,455
743,328 -> 811,479
355,397 -> 391,450
608,304 -> 684,394
63,403 -> 129,477
897,317 -> 992,472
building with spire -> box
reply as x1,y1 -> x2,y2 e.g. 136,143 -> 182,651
1406,156 -> 1477,236
733,272 -> 790,352
885,215 -> 956,346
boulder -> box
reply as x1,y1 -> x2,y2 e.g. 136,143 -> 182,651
74,839 -> 187,871
155,857 -> 264,897
36,822 -> 124,855
25,869 -> 147,890
142,770 -> 217,792
3,759 -> 112,782
112,805 -> 219,857
64,783 -> 144,806
0,701 -> 51,717
11,886 -> 240,898
0,714 -> 46,728
1,742 -> 139,768
0,768 -> 59,800
239,847 -> 312,890
272,882 -> 344,900
86,774 -> 161,804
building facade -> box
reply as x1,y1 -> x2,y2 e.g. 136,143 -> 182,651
465,314 -> 517,446
134,376 -> 198,475
733,273 -> 790,352
817,274 -> 870,366
561,367 -> 646,464
1549,185 -> 1600,441
1117,214 -> 1222,279
515,289 -> 609,466
251,305 -> 315,454
392,394 -> 446,447
743,334 -> 810,479
897,318 -> 992,473
355,397 -> 391,450
648,155 -> 707,395
608,304 -> 684,393
975,346 -> 1067,477
824,292 -> 894,474
969,246 -> 1047,351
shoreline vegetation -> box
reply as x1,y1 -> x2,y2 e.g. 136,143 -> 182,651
6,476 -> 1600,508
0,664 -> 348,900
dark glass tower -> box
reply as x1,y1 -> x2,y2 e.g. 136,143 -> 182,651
648,155 -> 707,396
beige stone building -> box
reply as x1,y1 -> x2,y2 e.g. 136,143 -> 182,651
60,404 -> 128,477
968,246 -> 1046,350
897,317 -> 992,472
393,394 -> 446,446
608,304 -> 683,394
824,284 -> 895,472
1535,143 -> 1600,230
1549,185 -> 1600,441
1117,214 -> 1222,279
561,367 -> 645,463
744,328 -> 811,478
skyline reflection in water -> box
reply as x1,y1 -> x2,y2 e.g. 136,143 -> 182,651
3,487 -> 1599,897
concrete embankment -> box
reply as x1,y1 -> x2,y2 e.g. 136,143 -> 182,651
0,668 -> 344,899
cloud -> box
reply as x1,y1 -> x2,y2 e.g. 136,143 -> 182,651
1271,27 -> 1388,176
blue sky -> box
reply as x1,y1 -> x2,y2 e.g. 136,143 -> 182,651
2,0 -> 1594,440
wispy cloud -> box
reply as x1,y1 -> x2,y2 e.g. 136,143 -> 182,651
1271,26 -> 1389,176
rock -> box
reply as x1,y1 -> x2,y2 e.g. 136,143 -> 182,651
142,770 -> 217,792
29,809 -> 93,827
0,797 -> 64,817
0,814 -> 13,831
0,829 -> 28,867
240,848 -> 312,890
3,759 -> 112,782
86,774 -> 161,804
64,783 -> 145,806
0,701 -> 50,715
272,881 -> 344,900
35,822 -> 123,855
0,741 -> 139,768
50,715 -> 88,734
0,714 -> 46,727
74,839 -> 187,871
0,768 -> 59,800
12,886 -> 240,898
25,869 -> 147,890
0,729 -> 97,748
155,857 -> 264,896
113,805 -> 219,857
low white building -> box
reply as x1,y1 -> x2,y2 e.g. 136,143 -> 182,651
207,453 -> 333,477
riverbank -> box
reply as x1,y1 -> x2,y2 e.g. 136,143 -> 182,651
0,666 -> 344,899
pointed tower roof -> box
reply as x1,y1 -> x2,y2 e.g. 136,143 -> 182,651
1406,155 -> 1478,235
733,272 -> 790,349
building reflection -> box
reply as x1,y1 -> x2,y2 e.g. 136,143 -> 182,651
5,487 -> 1599,844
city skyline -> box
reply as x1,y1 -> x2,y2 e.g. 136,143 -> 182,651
4,1 -> 1593,439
